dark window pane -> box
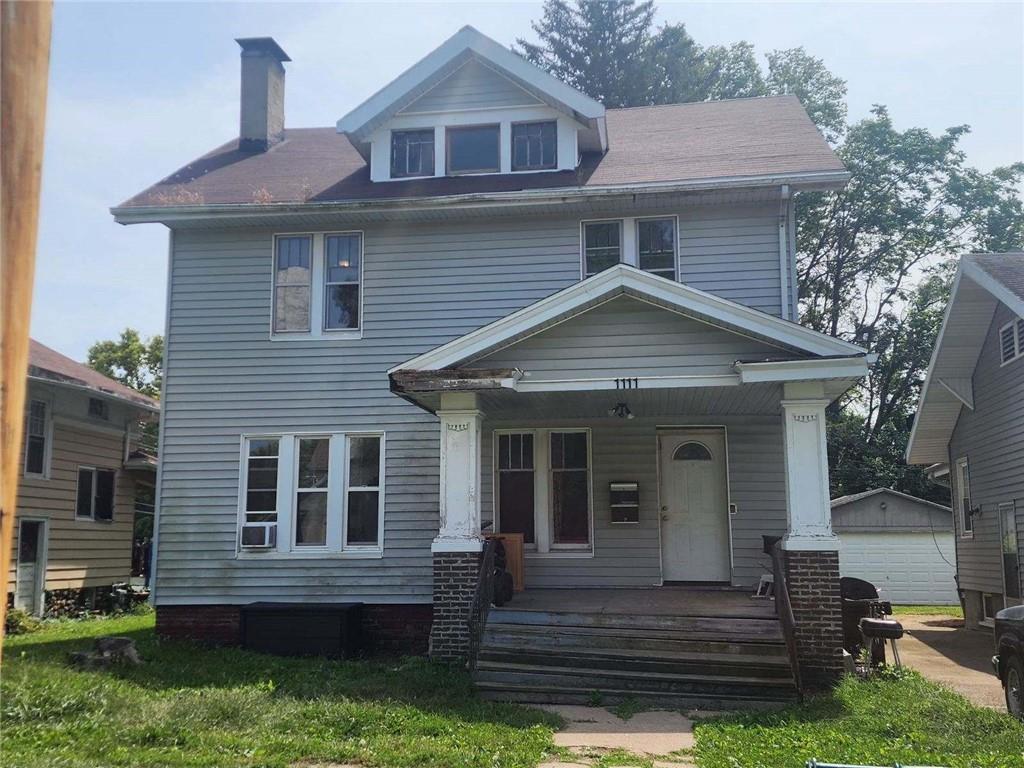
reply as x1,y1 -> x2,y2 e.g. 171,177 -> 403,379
510,433 -> 522,470
297,438 -> 329,489
28,400 -> 46,436
326,234 -> 361,283
19,522 -> 41,563
325,284 -> 359,330
25,435 -> 45,475
347,490 -> 380,545
584,222 -> 621,277
295,492 -> 327,546
88,398 -> 109,420
447,125 -> 499,174
276,237 -> 310,275
249,439 -> 279,457
76,469 -> 93,517
246,490 -> 277,512
247,460 -> 278,492
498,433 -> 510,470
391,129 -> 434,177
512,121 -> 557,171
349,436 -> 380,487
638,219 -> 676,276
673,442 -> 713,461
552,470 -> 589,544
499,470 -> 535,544
551,432 -> 587,470
522,433 -> 534,469
241,525 -> 273,546
95,470 -> 115,520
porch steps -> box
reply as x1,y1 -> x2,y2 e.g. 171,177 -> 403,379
474,607 -> 797,708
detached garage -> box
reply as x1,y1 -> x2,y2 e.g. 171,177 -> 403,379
832,488 -> 957,605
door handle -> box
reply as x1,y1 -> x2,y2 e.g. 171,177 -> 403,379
660,505 -> 668,512
661,513 -> 669,521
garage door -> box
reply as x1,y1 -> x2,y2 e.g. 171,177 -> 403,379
838,531 -> 958,604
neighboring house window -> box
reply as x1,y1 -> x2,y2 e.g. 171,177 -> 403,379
390,129 -> 434,178
88,397 -> 109,420
241,438 -> 280,548
494,428 -> 592,553
496,432 -> 535,544
324,233 -> 361,330
24,399 -> 48,476
637,218 -> 677,279
550,431 -> 590,547
512,121 -> 556,171
999,501 -> 1020,599
582,221 -> 622,278
446,124 -> 500,175
238,432 -> 384,554
999,317 -> 1024,364
273,235 -> 312,332
345,435 -> 384,549
295,438 -> 330,547
955,456 -> 973,536
76,467 -> 115,521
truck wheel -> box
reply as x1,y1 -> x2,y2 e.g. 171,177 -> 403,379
1005,655 -> 1024,720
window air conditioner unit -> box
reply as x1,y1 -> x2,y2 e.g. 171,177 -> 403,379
240,522 -> 277,549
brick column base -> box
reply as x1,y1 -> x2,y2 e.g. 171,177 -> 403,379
784,549 -> 843,689
429,550 -> 482,664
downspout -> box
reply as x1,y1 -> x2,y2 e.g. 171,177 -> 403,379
788,192 -> 798,322
149,228 -> 173,605
778,185 -> 791,319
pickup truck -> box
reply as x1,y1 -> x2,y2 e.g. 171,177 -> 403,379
994,604 -> 1024,719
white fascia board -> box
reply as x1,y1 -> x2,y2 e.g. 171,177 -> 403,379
389,265 -> 866,374
512,374 -> 740,393
962,257 -> 1024,318
336,26 -> 604,140
734,356 -> 869,384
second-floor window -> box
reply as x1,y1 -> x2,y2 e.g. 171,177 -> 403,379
325,234 -> 361,330
583,221 -> 622,278
272,233 -> 363,337
76,467 -> 115,521
273,235 -> 312,333
955,456 -> 973,536
447,124 -> 500,175
391,129 -> 434,178
512,121 -> 557,171
637,218 -> 677,280
24,399 -> 48,476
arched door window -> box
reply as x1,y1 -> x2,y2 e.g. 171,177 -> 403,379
673,442 -> 713,461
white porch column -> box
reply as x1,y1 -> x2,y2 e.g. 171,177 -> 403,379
780,382 -> 840,551
433,392 -> 484,553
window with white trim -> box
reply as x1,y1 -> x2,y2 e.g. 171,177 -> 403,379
239,432 -> 384,555
582,221 -> 622,278
955,456 -> 973,536
512,121 -> 557,171
390,128 -> 435,178
24,399 -> 49,477
637,217 -> 677,279
76,467 -> 116,521
999,317 -> 1024,364
495,428 -> 592,554
272,233 -> 363,338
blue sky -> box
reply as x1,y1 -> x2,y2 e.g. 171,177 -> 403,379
34,0 -> 1023,359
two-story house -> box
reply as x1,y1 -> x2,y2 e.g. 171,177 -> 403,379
113,28 -> 870,700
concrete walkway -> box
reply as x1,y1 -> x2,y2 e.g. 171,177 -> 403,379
899,614 -> 1004,709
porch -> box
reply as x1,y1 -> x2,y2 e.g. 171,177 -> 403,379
500,586 -> 776,618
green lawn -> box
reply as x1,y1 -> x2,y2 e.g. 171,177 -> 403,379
3,615 -> 1022,768
890,603 -> 964,618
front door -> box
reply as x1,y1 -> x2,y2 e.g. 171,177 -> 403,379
15,520 -> 45,615
658,429 -> 730,582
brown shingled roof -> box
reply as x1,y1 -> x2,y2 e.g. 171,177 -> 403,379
970,252 -> 1024,303
29,339 -> 160,412
117,95 -> 845,210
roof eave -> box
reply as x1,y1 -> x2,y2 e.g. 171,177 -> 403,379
28,373 -> 160,414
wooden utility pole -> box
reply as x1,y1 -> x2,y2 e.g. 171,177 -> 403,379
1,0 -> 53,652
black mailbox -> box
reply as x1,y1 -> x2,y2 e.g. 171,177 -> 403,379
610,481 -> 640,523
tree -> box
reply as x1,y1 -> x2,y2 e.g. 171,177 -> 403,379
87,328 -> 163,398
766,47 -> 847,143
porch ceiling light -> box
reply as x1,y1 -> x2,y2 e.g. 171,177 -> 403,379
608,402 -> 634,419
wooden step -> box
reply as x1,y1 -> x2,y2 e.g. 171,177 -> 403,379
486,609 -> 784,641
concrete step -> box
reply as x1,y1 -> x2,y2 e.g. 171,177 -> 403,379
487,608 -> 783,640
476,683 -> 792,710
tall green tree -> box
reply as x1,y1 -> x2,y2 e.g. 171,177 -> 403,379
87,328 -> 163,398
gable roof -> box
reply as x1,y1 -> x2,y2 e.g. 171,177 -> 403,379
113,96 -> 847,220
28,339 -> 159,412
831,487 -> 951,514
336,26 -> 606,151
907,252 -> 1024,465
391,264 -> 867,374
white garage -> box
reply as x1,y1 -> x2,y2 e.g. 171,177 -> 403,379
832,488 -> 957,605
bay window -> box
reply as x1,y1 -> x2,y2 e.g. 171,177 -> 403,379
239,432 -> 384,555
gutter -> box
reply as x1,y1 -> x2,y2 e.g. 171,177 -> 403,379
27,374 -> 159,414
111,169 -> 851,225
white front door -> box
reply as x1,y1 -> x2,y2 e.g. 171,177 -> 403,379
658,429 -> 731,582
15,520 -> 46,615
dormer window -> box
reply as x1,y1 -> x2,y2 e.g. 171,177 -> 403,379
512,121 -> 557,171
446,124 -> 500,175
390,129 -> 434,178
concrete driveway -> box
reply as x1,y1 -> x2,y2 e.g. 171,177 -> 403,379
899,614 -> 1004,709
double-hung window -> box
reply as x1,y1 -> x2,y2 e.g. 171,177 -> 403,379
955,456 -> 973,536
239,432 -> 384,555
272,233 -> 363,337
637,218 -> 678,279
24,399 -> 48,477
390,129 -> 434,178
582,221 -> 622,278
495,428 -> 592,554
999,317 -> 1024,364
512,121 -> 557,171
581,218 -> 679,280
76,467 -> 116,521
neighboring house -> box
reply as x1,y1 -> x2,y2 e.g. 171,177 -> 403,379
908,252 -> 1024,629
831,488 -> 956,605
112,28 -> 872,694
9,340 -> 160,616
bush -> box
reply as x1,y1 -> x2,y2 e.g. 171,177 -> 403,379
5,608 -> 42,636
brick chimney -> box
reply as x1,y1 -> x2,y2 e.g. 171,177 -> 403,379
235,37 -> 290,151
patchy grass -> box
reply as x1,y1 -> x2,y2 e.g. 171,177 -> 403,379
694,670 -> 1023,768
1,614 -> 560,768
891,603 -> 964,618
